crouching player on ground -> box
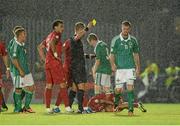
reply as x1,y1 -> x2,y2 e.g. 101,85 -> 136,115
87,93 -> 146,112
0,42 -> 10,112
8,27 -> 35,113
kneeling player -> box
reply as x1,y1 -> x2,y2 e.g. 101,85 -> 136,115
87,93 -> 146,113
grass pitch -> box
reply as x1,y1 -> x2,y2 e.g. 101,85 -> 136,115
0,104 -> 180,125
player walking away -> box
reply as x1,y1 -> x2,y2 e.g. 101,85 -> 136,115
87,33 -> 112,95
87,93 -> 146,113
0,42 -> 10,112
38,20 -> 72,114
8,27 -> 35,113
110,21 -> 140,116
67,21 -> 94,114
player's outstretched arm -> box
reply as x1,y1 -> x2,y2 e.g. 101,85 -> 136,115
74,21 -> 94,41
99,99 -> 114,105
37,41 -> 46,62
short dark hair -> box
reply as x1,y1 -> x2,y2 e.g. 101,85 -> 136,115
52,20 -> 63,29
87,33 -> 98,42
14,27 -> 25,37
13,26 -> 23,34
122,21 -> 132,27
75,22 -> 85,31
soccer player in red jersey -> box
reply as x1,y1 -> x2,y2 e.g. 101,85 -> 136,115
87,93 -> 147,113
0,42 -> 10,112
38,20 -> 72,114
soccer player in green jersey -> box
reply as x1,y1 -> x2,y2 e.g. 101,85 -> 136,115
8,27 -> 35,113
110,21 -> 140,116
87,33 -> 112,95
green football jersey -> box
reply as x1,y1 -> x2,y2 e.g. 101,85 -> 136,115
8,39 -> 30,76
94,41 -> 112,75
111,34 -> 140,69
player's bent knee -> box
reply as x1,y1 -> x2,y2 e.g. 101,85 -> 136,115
78,83 -> 85,90
115,88 -> 123,94
127,85 -> 134,91
104,86 -> 110,94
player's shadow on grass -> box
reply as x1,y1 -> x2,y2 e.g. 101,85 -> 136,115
1,112 -> 35,115
114,113 -> 140,117
42,112 -> 81,116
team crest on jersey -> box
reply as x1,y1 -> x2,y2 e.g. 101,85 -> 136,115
13,53 -> 16,57
125,45 -> 128,49
129,42 -> 132,48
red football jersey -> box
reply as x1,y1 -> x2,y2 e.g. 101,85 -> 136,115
62,39 -> 71,71
43,31 -> 62,68
0,42 -> 7,79
0,42 -> 7,57
88,93 -> 106,112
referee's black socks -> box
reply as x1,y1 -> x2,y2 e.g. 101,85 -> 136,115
69,90 -> 76,108
77,89 -> 84,112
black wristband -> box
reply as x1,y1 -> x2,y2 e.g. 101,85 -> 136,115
85,27 -> 89,31
90,55 -> 96,59
84,54 -> 90,59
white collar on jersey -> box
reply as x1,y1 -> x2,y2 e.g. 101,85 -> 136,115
14,37 -> 25,46
120,33 -> 131,42
94,40 -> 102,53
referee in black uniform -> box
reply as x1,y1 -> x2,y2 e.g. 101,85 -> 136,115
68,21 -> 94,113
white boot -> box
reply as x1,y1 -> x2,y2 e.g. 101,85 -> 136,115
65,106 -> 74,113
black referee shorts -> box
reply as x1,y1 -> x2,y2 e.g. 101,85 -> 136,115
71,65 -> 87,85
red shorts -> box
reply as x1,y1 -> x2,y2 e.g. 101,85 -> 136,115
63,64 -> 73,87
45,63 -> 65,85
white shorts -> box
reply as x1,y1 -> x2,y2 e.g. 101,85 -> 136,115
115,69 -> 136,88
95,73 -> 111,87
12,73 -> 34,88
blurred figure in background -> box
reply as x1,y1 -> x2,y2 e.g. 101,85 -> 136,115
165,61 -> 180,88
138,60 -> 159,99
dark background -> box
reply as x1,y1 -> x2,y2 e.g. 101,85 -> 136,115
0,0 -> 179,103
